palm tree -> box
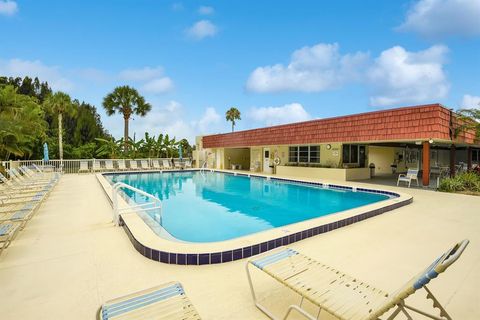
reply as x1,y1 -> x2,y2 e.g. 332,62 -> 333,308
95,137 -> 122,159
44,92 -> 75,160
163,134 -> 178,157
102,86 -> 151,151
226,107 -> 241,132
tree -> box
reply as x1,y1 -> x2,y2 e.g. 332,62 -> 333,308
457,106 -> 480,139
163,134 -> 178,157
226,107 -> 241,132
95,137 -> 121,159
43,92 -> 76,160
102,86 -> 151,152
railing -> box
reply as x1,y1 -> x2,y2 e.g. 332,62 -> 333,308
112,182 -> 162,226
1,158 -> 187,174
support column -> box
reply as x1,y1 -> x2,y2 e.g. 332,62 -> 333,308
422,141 -> 430,187
467,147 -> 472,171
450,144 -> 456,177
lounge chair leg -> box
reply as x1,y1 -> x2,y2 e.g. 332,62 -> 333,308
386,305 -> 403,320
282,305 -> 317,320
402,287 -> 452,320
246,263 -> 278,319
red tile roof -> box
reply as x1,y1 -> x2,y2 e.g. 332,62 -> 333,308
203,104 -> 478,148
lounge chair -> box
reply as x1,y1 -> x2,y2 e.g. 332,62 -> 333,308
141,160 -> 151,170
152,160 -> 162,170
117,160 -> 127,171
184,160 -> 192,169
0,221 -> 21,256
93,161 -> 103,172
174,160 -> 182,169
129,160 -> 139,170
246,240 -> 469,320
0,201 -> 39,228
79,161 -> 90,173
162,159 -> 172,170
397,168 -> 419,187
98,281 -> 201,320
105,160 -> 115,172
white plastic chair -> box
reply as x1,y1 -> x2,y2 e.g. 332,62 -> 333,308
397,168 -> 419,187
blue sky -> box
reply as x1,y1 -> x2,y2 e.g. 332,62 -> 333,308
1,0 -> 479,143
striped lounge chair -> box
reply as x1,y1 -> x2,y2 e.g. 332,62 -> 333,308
0,222 -> 21,256
98,282 -> 201,319
246,240 -> 469,320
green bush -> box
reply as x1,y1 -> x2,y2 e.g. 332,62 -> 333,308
439,172 -> 480,193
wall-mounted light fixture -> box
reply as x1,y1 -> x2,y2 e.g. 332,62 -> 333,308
326,144 -> 332,150
429,139 -> 434,144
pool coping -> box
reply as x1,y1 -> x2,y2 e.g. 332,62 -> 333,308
96,169 -> 413,265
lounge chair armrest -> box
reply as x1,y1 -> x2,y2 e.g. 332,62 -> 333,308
398,174 -> 407,178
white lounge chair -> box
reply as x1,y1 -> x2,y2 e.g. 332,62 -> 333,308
129,160 -> 139,170
92,161 -> 103,172
247,240 -> 469,320
152,160 -> 162,170
78,161 -> 90,173
0,221 -> 22,256
98,281 -> 202,320
117,160 -> 127,171
184,160 -> 192,168
162,159 -> 172,170
140,160 -> 151,170
105,160 -> 115,171
174,160 -> 182,169
397,168 -> 419,187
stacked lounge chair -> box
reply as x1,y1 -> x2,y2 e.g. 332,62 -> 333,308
162,159 -> 172,170
246,240 -> 469,320
152,160 -> 162,170
0,166 -> 60,256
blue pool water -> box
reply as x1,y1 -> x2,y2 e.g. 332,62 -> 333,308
106,171 -> 390,243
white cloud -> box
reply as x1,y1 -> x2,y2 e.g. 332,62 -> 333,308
246,43 -> 368,93
142,77 -> 174,94
119,66 -> 165,81
130,101 -> 221,143
461,94 -> 480,109
0,58 -> 74,92
367,45 -> 449,106
119,66 -> 174,94
0,1 -> 17,16
186,20 -> 218,40
198,6 -> 214,15
397,0 -> 480,38
248,103 -> 311,126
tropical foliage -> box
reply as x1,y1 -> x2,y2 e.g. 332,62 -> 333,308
225,107 -> 241,132
94,133 -> 192,159
439,172 -> 480,194
457,108 -> 480,139
0,85 -> 46,160
102,86 -> 151,151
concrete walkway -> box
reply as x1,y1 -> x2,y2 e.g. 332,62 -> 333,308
0,174 -> 479,319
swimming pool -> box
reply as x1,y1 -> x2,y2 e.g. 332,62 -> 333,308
106,171 -> 391,242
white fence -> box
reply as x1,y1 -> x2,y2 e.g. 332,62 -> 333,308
1,158 -> 194,174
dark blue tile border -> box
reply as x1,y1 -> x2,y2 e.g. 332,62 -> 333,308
114,172 -> 412,265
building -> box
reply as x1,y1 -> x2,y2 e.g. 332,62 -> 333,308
196,103 -> 480,186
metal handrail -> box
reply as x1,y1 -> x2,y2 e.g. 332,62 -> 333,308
112,182 -> 162,226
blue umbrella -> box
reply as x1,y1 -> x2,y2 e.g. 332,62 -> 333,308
43,142 -> 49,162
178,144 -> 183,160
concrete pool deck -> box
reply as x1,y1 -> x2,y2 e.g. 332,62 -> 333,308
0,174 -> 479,319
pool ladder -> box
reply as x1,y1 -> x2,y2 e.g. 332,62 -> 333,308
112,182 -> 162,226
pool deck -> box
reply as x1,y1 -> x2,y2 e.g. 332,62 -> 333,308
0,173 -> 479,319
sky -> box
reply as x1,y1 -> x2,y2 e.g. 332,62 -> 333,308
1,0 -> 480,143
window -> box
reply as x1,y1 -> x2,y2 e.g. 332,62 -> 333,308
343,144 -> 360,164
289,147 -> 298,163
299,146 -> 309,163
473,149 -> 479,162
288,145 -> 320,163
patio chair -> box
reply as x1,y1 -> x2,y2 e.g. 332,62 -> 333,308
93,161 -> 103,172
162,159 -> 172,170
152,160 -> 162,170
246,240 -> 469,320
0,173 -> 51,196
397,168 -> 419,187
78,161 -> 90,173
98,281 -> 201,320
141,160 -> 151,170
0,201 -> 39,228
105,160 -> 115,171
129,160 -> 139,170
0,221 -> 21,256
184,160 -> 192,169
117,160 -> 127,171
